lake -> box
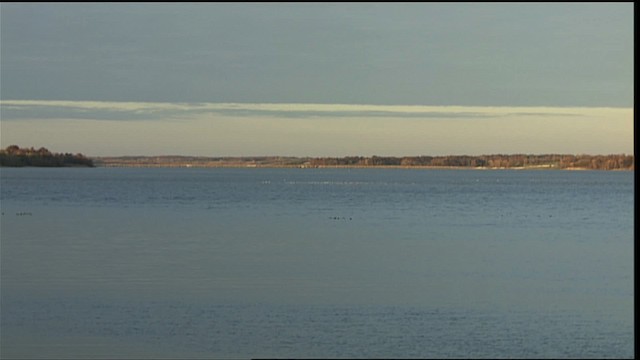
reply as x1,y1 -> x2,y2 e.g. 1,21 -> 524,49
0,167 -> 634,358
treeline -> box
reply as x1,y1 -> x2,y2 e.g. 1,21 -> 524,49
308,154 -> 634,170
94,153 -> 633,170
0,145 -> 94,167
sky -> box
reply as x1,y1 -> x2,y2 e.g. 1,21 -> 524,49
0,3 -> 634,157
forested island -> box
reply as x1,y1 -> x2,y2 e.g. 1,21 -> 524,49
0,145 -> 94,167
93,154 -> 633,170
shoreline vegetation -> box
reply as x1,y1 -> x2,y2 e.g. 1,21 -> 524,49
0,145 -> 94,167
0,146 -> 633,170
92,154 -> 634,171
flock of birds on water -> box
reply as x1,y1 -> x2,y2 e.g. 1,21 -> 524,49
4,212 -> 359,220
329,216 -> 352,221
3,212 -> 33,216
4,212 -> 358,220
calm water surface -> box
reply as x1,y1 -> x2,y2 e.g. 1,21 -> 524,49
0,168 -> 634,358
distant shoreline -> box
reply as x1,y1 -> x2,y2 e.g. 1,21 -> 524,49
2,147 -> 633,170
90,155 -> 634,171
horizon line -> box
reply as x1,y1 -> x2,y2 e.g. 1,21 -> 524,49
1,99 -> 632,110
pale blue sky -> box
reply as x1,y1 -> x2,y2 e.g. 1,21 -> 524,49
0,3 -> 634,156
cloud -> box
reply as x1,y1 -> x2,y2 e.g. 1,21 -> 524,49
1,101 -> 632,157
0,100 -> 624,122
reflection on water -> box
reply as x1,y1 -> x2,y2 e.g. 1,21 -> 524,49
0,168 -> 634,358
